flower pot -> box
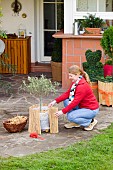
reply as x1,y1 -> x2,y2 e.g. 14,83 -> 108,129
51,61 -> 62,82
98,81 -> 113,107
85,28 -> 101,35
104,65 -> 113,77
40,106 -> 50,131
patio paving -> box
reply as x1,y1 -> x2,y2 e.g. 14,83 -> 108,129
0,73 -> 113,158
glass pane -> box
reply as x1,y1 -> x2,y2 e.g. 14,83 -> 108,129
99,0 -> 113,12
106,0 -> 113,11
57,4 -> 64,30
44,31 -> 55,56
44,4 -> 55,29
76,0 -> 97,12
88,0 -> 97,12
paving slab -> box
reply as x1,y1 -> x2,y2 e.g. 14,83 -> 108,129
0,74 -> 113,157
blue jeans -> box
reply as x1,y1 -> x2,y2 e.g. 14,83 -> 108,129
63,99 -> 99,127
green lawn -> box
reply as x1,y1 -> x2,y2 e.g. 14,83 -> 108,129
1,124 -> 113,170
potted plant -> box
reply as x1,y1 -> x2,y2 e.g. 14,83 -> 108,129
103,59 -> 113,77
51,38 -> 62,82
82,49 -> 103,101
98,26 -> 113,106
20,75 -> 60,132
100,26 -> 113,79
79,13 -> 105,34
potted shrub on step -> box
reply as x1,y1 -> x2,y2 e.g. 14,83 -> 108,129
51,38 -> 62,82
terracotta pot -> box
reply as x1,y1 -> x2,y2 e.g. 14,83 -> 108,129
85,28 -> 101,34
104,65 -> 113,77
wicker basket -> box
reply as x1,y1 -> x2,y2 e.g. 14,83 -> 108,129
3,116 -> 28,133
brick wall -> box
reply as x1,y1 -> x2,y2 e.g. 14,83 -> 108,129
62,36 -> 105,89
53,31 -> 105,89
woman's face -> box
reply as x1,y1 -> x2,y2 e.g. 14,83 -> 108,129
68,73 -> 80,82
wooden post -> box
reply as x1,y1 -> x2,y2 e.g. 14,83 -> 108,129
28,104 -> 41,134
29,105 -> 59,134
49,107 -> 59,133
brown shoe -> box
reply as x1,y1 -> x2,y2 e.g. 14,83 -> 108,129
84,119 -> 98,131
64,122 -> 80,129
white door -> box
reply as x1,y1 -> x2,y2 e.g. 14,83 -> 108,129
39,0 -> 64,62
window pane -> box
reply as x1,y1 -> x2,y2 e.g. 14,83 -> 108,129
57,4 -> 64,30
44,4 -> 55,29
106,0 -> 113,11
99,0 -> 113,12
76,0 -> 97,12
44,31 -> 55,56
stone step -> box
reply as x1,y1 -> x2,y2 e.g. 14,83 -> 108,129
31,63 -> 52,73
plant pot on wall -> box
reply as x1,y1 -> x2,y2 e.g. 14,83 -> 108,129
85,28 -> 101,35
76,13 -> 105,35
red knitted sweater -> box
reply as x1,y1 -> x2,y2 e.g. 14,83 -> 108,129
55,78 -> 99,114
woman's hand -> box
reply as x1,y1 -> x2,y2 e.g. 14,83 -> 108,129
55,110 -> 63,117
48,100 -> 56,107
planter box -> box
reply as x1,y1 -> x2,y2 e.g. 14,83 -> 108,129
98,81 -> 113,107
29,104 -> 58,134
85,28 -> 101,34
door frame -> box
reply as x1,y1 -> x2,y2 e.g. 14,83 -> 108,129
35,0 -> 51,62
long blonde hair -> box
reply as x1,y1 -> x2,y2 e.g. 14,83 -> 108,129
68,65 -> 90,84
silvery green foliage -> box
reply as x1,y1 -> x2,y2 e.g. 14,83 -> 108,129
21,75 -> 60,111
22,75 -> 60,98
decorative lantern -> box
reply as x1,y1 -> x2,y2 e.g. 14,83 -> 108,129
18,24 -> 26,38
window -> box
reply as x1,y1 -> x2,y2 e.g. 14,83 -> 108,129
43,0 -> 64,56
76,0 -> 113,12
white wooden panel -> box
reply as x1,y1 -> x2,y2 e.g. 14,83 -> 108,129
64,0 -> 74,34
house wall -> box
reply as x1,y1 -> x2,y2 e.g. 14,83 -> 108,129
0,0 -> 35,62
